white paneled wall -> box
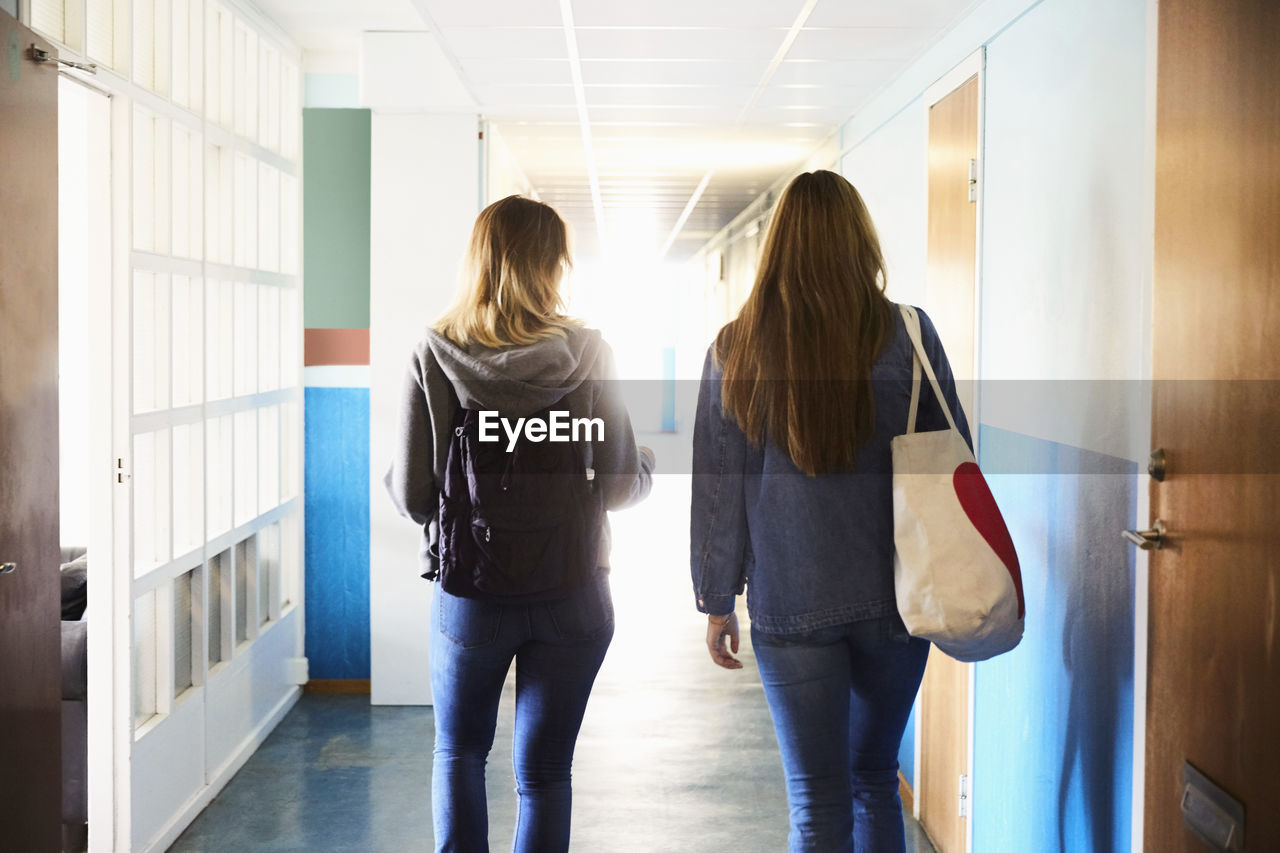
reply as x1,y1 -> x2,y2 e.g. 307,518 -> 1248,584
30,1 -> 304,851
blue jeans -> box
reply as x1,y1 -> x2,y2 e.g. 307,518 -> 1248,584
753,615 -> 930,853
430,572 -> 614,853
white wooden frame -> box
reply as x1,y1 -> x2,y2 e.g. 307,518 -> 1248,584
922,46 -> 986,853
26,1 -> 306,849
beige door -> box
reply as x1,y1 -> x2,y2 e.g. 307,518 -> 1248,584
1144,0 -> 1280,849
918,72 -> 980,853
0,10 -> 62,850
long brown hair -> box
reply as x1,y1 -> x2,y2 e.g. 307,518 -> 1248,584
436,195 -> 581,347
716,170 -> 895,475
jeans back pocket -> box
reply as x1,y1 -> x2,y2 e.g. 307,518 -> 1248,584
546,573 -> 614,642
436,588 -> 503,648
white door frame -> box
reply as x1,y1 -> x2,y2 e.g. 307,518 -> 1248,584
922,46 -> 986,853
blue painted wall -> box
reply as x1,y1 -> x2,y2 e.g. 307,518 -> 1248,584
304,387 -> 371,679
973,425 -> 1136,852
900,704 -> 917,789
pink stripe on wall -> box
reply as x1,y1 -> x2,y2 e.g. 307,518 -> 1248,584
305,328 -> 370,366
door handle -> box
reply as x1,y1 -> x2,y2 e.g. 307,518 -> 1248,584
1123,520 -> 1166,550
0,562 -> 16,575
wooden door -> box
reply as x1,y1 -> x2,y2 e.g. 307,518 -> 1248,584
919,73 -> 979,853
1145,0 -> 1280,849
0,11 -> 62,851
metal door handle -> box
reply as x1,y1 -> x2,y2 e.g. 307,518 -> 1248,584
0,562 -> 16,575
1123,520 -> 1166,550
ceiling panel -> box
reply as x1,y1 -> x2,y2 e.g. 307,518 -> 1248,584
805,0 -> 979,29
584,85 -> 757,107
419,0 -> 562,28
574,27 -> 787,61
579,59 -> 771,86
463,58 -> 573,86
442,26 -> 567,59
572,0 -> 806,28
254,0 -> 985,265
754,85 -> 877,108
470,84 -> 577,106
787,27 -> 941,61
770,58 -> 903,87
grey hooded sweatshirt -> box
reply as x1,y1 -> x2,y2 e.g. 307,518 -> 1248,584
384,325 -> 654,579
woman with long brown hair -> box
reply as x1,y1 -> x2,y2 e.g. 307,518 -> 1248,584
690,170 -> 970,852
387,195 -> 654,852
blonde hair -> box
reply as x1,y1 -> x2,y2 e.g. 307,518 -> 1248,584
435,195 -> 581,347
716,170 -> 895,476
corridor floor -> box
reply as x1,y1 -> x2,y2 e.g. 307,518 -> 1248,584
170,446 -> 937,853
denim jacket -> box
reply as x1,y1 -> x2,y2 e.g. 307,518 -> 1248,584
689,305 -> 972,636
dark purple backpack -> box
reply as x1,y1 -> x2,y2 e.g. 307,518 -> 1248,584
436,396 -> 603,600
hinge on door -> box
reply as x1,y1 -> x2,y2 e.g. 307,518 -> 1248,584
958,773 -> 970,818
116,457 -> 131,484
967,159 -> 979,203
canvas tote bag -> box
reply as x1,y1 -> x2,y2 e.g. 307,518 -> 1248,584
892,304 -> 1025,662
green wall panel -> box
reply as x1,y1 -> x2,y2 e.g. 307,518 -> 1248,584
303,108 -> 371,329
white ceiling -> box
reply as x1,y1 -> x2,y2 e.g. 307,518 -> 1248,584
255,0 -> 981,261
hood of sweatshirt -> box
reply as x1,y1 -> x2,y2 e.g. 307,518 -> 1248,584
425,326 -> 603,417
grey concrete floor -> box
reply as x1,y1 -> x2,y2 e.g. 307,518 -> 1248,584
170,465 -> 937,853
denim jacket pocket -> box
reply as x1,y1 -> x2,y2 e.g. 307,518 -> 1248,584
437,589 -> 502,648
547,574 -> 614,641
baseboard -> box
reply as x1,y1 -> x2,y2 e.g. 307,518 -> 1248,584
305,678 -> 371,694
899,770 -> 914,814
139,686 -> 302,853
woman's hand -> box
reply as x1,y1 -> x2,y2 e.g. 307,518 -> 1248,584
706,612 -> 743,670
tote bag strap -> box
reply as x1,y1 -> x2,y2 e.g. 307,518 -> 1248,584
899,304 -> 960,436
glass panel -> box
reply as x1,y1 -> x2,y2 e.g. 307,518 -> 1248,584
280,512 -> 298,609
86,0 -> 115,67
257,523 -> 279,625
187,0 -> 204,115
281,398 -> 299,501
154,0 -> 172,98
257,285 -> 279,391
233,281 -> 258,396
279,286 -> 299,388
133,429 -> 172,575
171,127 -> 191,258
258,405 -> 279,513
205,279 -> 234,401
233,409 -> 256,525
215,6 -> 234,128
206,414 -> 232,537
171,0 -> 189,107
233,154 -> 257,269
132,271 -> 171,414
257,164 -> 280,272
261,44 -> 280,151
234,536 -> 255,645
152,117 -> 171,254
172,421 -> 204,557
282,59 -> 300,160
207,551 -> 225,665
132,0 -> 155,91
132,110 -> 154,252
280,173 -> 299,275
31,0 -> 67,45
174,570 -> 194,694
134,590 -> 158,728
233,22 -> 257,141
172,275 -> 204,406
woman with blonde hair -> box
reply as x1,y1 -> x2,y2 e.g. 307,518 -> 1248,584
387,195 -> 653,852
690,170 -> 970,852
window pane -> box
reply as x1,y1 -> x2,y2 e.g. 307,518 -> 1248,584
174,570 -> 195,694
134,590 -> 159,728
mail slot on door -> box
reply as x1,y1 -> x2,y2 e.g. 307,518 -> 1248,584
1181,761 -> 1245,852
